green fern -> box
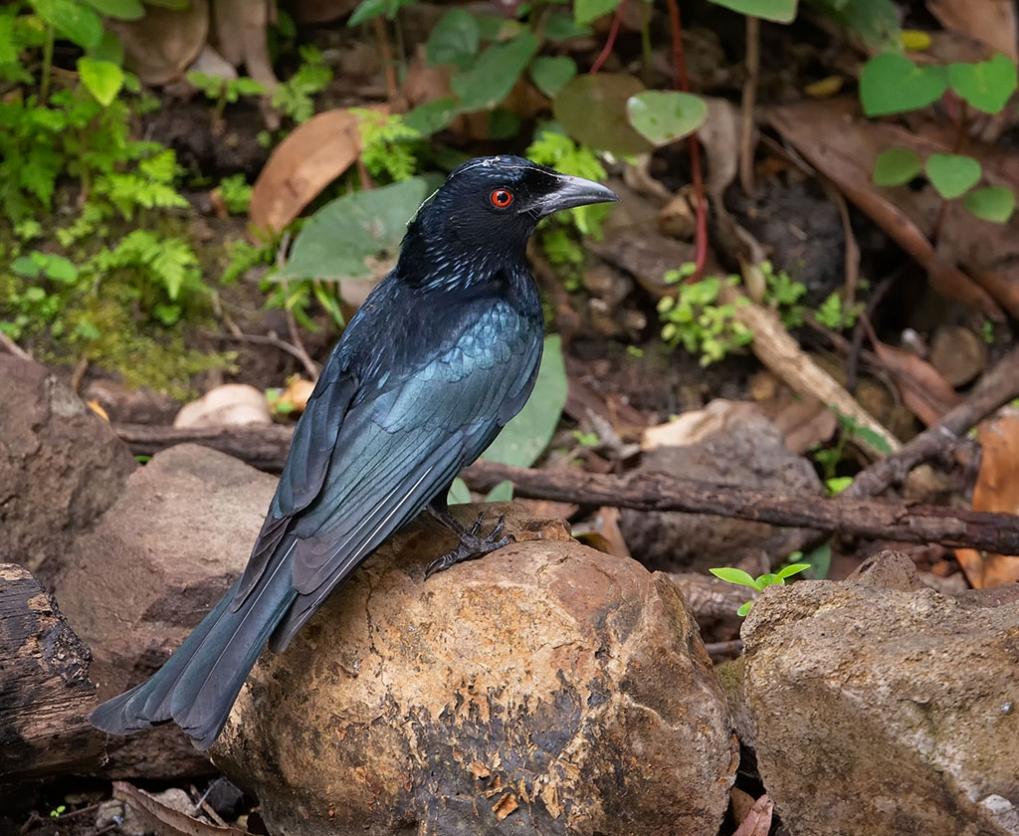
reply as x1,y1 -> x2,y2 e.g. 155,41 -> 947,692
272,46 -> 332,123
353,109 -> 422,182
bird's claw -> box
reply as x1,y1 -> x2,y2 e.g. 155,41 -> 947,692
424,513 -> 512,579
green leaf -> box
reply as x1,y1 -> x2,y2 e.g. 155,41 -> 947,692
926,153 -> 982,199
964,186 -> 1016,223
483,335 -> 568,467
709,567 -> 761,590
11,255 -> 41,279
452,32 -> 539,111
737,600 -> 753,617
31,0 -> 103,49
530,56 -> 577,98
807,0 -> 899,49
485,480 -> 514,502
776,562 -> 812,580
545,11 -> 592,41
825,476 -> 854,495
77,57 -> 124,106
873,147 -> 922,186
447,477 -> 471,506
42,254 -> 78,283
276,177 -> 436,282
626,90 -> 707,146
89,30 -> 124,65
403,97 -> 460,136
800,542 -> 832,579
553,73 -> 653,155
82,0 -> 145,20
706,0 -> 798,23
348,0 -> 413,26
426,9 -> 479,69
948,54 -> 1017,115
859,53 -> 947,116
574,0 -> 619,25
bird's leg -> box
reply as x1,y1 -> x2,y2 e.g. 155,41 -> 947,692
424,498 -> 513,578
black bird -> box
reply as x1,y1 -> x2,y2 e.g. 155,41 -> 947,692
90,155 -> 617,749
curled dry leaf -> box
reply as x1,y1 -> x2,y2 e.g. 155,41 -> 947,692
732,793 -> 774,836
249,107 -> 385,233
956,409 -> 1019,588
110,0 -> 209,86
926,0 -> 1018,62
768,99 -> 1006,320
870,340 -> 962,427
113,782 -> 245,836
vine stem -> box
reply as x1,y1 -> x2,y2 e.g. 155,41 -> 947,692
590,0 -> 628,74
666,0 -> 708,280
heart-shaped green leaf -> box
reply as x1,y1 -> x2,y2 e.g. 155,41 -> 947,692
529,56 -> 577,98
426,8 -> 479,69
452,32 -> 539,111
872,147 -> 922,186
707,0 -> 798,23
964,186 -> 1015,223
926,153 -> 981,199
860,52 -> 947,116
574,0 -> 620,24
626,90 -> 708,146
553,73 -> 652,155
78,57 -> 124,106
948,53 -> 1018,115
31,0 -> 103,50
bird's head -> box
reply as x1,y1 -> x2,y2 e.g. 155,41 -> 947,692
403,155 -> 618,269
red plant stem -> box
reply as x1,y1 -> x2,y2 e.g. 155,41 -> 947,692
666,0 -> 708,281
590,0 -> 628,74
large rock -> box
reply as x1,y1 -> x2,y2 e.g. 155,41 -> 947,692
621,409 -> 822,573
55,443 -> 278,778
0,356 -> 136,578
742,563 -> 1019,836
213,527 -> 738,835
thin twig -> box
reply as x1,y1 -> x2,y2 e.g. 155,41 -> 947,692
666,0 -> 708,280
214,331 -> 318,378
705,639 -> 744,660
275,232 -> 319,381
0,331 -> 33,362
373,17 -> 399,102
739,16 -> 760,197
590,0 -> 628,74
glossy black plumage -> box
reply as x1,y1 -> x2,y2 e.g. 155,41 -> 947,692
89,156 -> 617,749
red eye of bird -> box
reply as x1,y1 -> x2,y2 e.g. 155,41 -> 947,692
490,188 -> 513,208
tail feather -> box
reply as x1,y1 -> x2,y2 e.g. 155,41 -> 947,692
90,554 -> 296,750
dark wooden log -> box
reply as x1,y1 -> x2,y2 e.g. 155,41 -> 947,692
0,564 -> 103,781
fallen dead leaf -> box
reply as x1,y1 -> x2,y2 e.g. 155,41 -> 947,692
956,409 -> 1019,587
492,793 -> 519,821
733,793 -> 774,836
573,506 -> 631,558
249,107 -> 385,233
110,0 -> 209,86
469,761 -> 491,780
274,377 -> 316,415
641,400 -> 762,451
113,782 -> 245,836
870,340 -> 962,427
87,399 -> 110,422
767,98 -> 1006,320
926,0 -> 1018,62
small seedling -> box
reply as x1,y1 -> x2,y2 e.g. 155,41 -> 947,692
709,563 -> 812,616
49,805 -> 66,819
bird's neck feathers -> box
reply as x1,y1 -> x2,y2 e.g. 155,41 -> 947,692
394,209 -> 531,292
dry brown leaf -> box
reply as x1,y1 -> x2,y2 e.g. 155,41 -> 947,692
491,793 -> 519,821
733,794 -> 774,836
767,99 -> 1006,320
956,410 -> 1019,587
926,0 -> 1018,62
870,341 -> 962,427
110,0 -> 208,86
294,0 -> 360,22
574,507 -> 631,558
113,782 -> 245,836
641,400 -> 762,451
249,107 -> 383,232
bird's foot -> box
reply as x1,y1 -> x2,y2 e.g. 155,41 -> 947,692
424,512 -> 513,579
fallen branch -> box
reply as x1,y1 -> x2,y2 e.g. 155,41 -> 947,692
116,422 -> 293,472
462,460 -> 1019,554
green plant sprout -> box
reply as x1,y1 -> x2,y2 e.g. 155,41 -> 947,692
709,562 -> 812,616
187,71 -> 265,123
862,51 -> 1018,223
271,46 -> 333,123
352,109 -> 422,183
216,174 -> 252,215
657,271 -> 753,365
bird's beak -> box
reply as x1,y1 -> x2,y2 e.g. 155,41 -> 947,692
538,175 -> 619,217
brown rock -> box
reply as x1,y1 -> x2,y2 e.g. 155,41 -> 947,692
743,579 -> 1019,836
212,528 -> 737,835
55,444 -> 278,778
0,356 -> 136,578
621,411 -> 823,573
0,564 -> 103,781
